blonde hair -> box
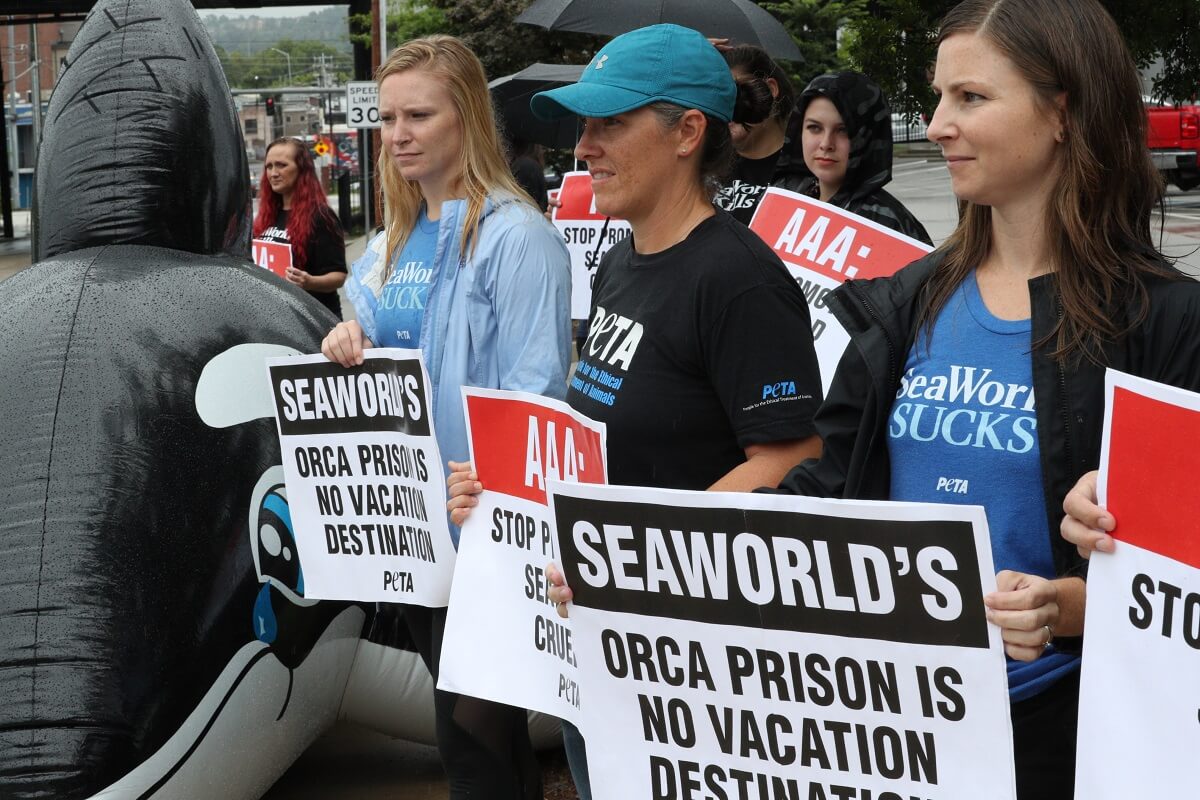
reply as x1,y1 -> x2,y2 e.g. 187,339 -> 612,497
375,35 -> 532,270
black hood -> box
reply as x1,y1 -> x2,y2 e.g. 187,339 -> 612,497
33,0 -> 251,261
794,71 -> 894,207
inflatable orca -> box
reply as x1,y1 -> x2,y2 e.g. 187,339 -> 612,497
0,1 -> 557,797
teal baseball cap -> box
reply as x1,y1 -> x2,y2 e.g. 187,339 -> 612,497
531,24 -> 736,123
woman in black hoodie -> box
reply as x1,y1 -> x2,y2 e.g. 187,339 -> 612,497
793,70 -> 932,244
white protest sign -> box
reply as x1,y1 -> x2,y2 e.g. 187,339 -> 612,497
266,349 -> 455,605
552,171 -> 631,320
438,388 -> 607,722
748,189 -> 933,393
346,81 -> 380,129
549,483 -> 1015,800
1075,370 -> 1200,798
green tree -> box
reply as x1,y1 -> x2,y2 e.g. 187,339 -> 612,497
350,1 -> 450,51
426,0 -> 602,80
762,0 -> 868,87
848,0 -> 1200,122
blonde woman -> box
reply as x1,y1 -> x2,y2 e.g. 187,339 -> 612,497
322,35 -> 570,800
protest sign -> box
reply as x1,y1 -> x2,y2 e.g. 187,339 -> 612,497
266,349 -> 455,605
749,189 -> 933,393
550,483 -> 1015,800
1075,370 -> 1200,798
251,238 -> 291,278
552,171 -> 631,320
439,388 -> 607,723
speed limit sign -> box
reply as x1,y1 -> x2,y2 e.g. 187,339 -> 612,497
346,81 -> 380,129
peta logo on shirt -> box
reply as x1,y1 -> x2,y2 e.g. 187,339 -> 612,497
584,304 -> 643,371
762,381 -> 797,400
890,365 -> 1037,453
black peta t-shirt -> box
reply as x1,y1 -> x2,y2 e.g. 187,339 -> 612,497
256,208 -> 348,318
568,210 -> 822,490
713,149 -> 783,225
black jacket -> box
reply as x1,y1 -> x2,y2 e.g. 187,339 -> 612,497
776,251 -> 1200,614
786,72 -> 932,246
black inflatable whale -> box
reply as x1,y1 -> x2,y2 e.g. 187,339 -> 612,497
0,1 -> 362,796
0,3 -> 560,796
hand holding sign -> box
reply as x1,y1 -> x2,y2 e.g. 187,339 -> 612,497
438,388 -> 607,723
1075,370 -> 1200,799
321,320 -> 373,367
1060,470 -> 1115,557
550,483 -> 1015,800
446,459 -> 483,526
266,349 -> 455,605
984,571 -> 1075,662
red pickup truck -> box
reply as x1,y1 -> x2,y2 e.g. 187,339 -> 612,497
1147,98 -> 1200,191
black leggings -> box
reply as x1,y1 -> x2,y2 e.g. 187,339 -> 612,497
404,605 -> 542,800
1012,669 -> 1080,800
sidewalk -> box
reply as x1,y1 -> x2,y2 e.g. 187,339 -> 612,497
0,209 -> 32,282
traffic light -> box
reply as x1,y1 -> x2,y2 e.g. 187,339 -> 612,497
265,96 -> 275,117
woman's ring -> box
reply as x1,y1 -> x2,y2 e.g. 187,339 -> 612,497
1042,624 -> 1054,647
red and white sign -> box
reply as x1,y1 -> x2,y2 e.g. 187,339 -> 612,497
252,238 -> 292,279
749,189 -> 932,392
438,388 -> 607,723
552,171 -> 631,320
1076,370 -> 1200,798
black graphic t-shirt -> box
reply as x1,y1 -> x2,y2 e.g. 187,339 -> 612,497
256,209 -> 348,318
568,210 -> 822,489
713,149 -> 783,225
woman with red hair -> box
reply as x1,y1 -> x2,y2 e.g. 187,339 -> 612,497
252,136 -> 347,317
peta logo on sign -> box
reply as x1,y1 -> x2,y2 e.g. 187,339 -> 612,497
762,381 -> 797,400
594,54 -> 609,70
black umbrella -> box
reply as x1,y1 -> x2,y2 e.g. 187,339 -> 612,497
489,63 -> 586,150
514,0 -> 802,62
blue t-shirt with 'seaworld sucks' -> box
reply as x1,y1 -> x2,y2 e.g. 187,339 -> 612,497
375,210 -> 439,348
887,270 -> 1080,702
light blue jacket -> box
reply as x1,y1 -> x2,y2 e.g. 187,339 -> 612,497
346,194 -> 571,537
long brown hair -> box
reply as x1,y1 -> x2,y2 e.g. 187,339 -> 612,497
919,0 -> 1175,361
375,36 -> 531,272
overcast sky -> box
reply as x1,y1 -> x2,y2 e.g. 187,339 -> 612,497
196,5 -> 338,19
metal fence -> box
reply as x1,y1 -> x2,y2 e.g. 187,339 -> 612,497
891,113 -> 929,144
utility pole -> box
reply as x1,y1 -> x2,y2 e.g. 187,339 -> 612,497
0,46 -> 10,239
28,23 -> 40,161
7,22 -> 19,212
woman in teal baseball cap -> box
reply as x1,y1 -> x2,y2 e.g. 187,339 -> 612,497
449,23 -> 824,799
527,23 -> 821,496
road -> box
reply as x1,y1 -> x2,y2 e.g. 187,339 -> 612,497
888,149 -> 1200,276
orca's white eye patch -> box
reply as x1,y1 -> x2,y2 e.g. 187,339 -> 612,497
196,343 -> 302,428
